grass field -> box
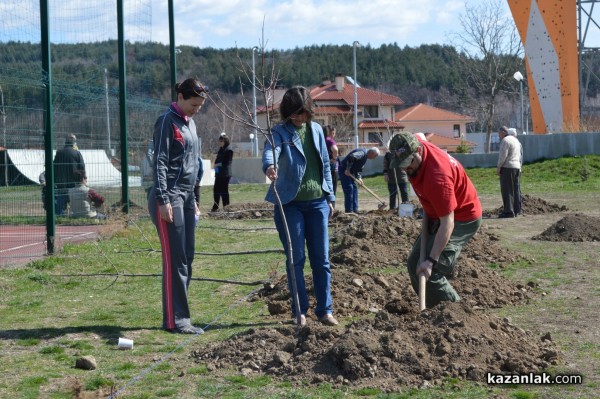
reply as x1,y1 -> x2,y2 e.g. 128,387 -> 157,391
0,155 -> 599,398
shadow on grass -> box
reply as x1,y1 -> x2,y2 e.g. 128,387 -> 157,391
0,321 -> 281,341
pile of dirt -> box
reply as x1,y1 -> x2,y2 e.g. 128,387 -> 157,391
192,302 -> 558,390
262,213 -> 532,318
532,213 -> 600,242
483,194 -> 568,218
190,210 -> 556,390
205,202 -> 273,219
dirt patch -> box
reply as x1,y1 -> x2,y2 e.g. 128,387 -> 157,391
205,202 -> 274,219
483,194 -> 568,218
190,206 -> 561,390
192,302 -> 558,390
532,213 -> 600,242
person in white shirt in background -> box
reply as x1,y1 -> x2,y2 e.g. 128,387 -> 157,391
496,126 -> 523,218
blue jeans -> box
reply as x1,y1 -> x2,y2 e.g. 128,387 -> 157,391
274,197 -> 333,318
339,170 -> 358,213
55,188 -> 69,216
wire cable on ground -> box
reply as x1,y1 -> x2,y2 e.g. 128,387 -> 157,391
112,248 -> 284,255
54,272 -> 266,286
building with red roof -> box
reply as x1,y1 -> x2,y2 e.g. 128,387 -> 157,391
394,103 -> 475,140
257,76 -> 474,154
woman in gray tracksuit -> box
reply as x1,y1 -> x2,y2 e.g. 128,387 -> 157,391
148,78 -> 206,334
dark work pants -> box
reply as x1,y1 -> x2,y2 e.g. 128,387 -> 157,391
387,180 -> 409,208
500,167 -> 521,216
407,218 -> 482,308
213,176 -> 231,210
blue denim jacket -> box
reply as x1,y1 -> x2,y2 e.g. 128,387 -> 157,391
262,121 -> 335,205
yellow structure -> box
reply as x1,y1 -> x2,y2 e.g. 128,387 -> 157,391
507,0 -> 580,133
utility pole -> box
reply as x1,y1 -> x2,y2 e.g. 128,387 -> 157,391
353,41 -> 360,149
104,68 -> 111,155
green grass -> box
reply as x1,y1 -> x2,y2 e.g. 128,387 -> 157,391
0,155 -> 599,398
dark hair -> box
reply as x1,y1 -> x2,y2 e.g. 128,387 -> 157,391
499,126 -> 509,134
323,125 -> 336,137
65,133 -> 77,146
219,134 -> 230,147
279,86 -> 314,121
175,78 -> 208,100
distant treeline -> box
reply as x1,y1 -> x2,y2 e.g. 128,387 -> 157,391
0,41 -> 466,102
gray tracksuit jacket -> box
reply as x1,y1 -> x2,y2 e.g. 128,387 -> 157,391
153,103 -> 199,205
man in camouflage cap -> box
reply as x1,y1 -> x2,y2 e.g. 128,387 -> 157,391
389,132 -> 482,308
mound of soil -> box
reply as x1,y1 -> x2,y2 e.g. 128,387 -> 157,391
483,194 -> 568,218
192,302 -> 559,390
190,210 -> 554,391
261,213 -> 532,319
532,213 -> 600,242
206,202 -> 273,219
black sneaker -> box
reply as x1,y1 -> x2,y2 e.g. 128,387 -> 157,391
168,325 -> 205,334
498,212 -> 515,218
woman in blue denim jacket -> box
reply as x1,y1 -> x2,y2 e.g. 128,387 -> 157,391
262,86 -> 338,327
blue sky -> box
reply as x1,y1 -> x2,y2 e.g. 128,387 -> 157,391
3,1 -> 596,51
151,0 -> 483,49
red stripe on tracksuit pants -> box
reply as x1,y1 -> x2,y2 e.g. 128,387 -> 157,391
149,190 -> 196,331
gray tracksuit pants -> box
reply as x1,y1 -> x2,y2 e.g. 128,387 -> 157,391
148,187 -> 197,330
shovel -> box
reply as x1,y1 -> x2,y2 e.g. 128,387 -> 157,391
418,219 -> 427,311
349,175 -> 387,210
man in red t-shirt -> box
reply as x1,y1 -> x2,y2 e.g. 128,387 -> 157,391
389,132 -> 482,308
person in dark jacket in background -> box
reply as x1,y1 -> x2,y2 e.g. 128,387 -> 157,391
338,147 -> 380,213
53,134 -> 85,215
147,78 -> 205,335
211,134 -> 233,212
383,143 -> 409,209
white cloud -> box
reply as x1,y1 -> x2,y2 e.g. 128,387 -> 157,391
153,0 -> 465,49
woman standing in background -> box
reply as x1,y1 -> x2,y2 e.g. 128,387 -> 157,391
211,134 -> 233,212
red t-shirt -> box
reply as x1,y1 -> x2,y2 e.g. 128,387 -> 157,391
409,140 -> 482,222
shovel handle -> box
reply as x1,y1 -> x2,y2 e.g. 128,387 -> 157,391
349,175 -> 386,205
418,273 -> 426,311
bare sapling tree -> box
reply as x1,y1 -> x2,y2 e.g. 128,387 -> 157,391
207,30 -> 304,327
454,0 -> 524,152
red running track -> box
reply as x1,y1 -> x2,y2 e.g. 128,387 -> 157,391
0,225 -> 101,267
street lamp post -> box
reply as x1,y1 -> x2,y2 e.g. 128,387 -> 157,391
249,133 -> 255,157
353,41 -> 360,149
513,71 -> 524,133
252,47 -> 258,157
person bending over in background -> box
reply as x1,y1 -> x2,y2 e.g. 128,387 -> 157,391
262,86 -> 338,327
211,134 -> 233,212
148,78 -> 204,334
338,147 -> 380,213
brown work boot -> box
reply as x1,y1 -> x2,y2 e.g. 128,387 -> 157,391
318,314 -> 339,326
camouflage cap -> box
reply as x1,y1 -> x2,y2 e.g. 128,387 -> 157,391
388,132 -> 420,169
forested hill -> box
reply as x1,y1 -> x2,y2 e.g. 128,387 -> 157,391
0,41 -> 463,101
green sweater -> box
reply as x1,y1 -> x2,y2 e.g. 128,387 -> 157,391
294,123 -> 324,201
